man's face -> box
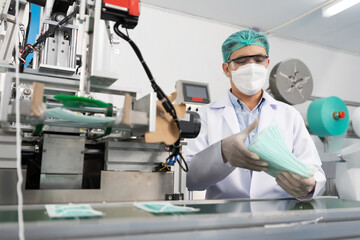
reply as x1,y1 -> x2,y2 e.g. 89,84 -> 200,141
222,45 -> 270,78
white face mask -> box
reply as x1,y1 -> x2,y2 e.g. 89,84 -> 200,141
230,63 -> 268,96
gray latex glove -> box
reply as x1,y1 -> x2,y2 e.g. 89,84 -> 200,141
276,171 -> 316,198
221,118 -> 268,172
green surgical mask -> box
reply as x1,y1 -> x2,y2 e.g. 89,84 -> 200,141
45,204 -> 104,218
134,202 -> 199,213
248,125 -> 314,178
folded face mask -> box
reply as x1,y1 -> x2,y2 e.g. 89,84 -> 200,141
134,202 -> 199,213
45,204 -> 104,218
247,125 -> 314,178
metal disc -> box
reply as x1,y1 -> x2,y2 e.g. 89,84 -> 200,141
269,59 -> 313,105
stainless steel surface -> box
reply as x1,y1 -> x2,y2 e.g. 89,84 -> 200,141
105,141 -> 167,171
4,72 -> 137,97
40,174 -> 83,189
47,125 -> 81,133
6,99 -> 44,125
70,24 -> 77,69
41,134 -> 85,174
0,72 -> 12,122
9,98 -> 31,115
174,143 -> 187,197
0,169 -> 25,205
89,0 -> 120,86
38,64 -> 77,74
322,161 -> 338,196
39,20 -> 78,73
0,169 -> 174,205
0,133 -> 17,168
269,59 -> 313,105
41,134 -> 85,189
132,92 -> 157,134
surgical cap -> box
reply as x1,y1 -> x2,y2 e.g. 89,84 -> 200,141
221,30 -> 269,62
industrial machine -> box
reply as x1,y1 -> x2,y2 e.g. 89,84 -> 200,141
0,0 -> 201,205
269,58 -> 313,105
269,58 -> 360,199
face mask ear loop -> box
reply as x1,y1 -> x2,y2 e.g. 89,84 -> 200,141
160,205 -> 169,212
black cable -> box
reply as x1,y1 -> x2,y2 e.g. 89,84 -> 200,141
113,21 -> 187,172
113,21 -> 179,126
19,5 -> 79,71
177,152 -> 188,172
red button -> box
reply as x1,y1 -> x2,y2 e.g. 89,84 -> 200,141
333,111 -> 346,120
192,97 -> 203,102
338,111 -> 346,119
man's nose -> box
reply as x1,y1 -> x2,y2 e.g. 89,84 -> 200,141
247,57 -> 255,64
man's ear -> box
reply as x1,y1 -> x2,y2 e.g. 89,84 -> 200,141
222,63 -> 231,78
266,58 -> 270,69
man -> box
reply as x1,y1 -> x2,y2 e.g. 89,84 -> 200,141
186,30 -> 326,200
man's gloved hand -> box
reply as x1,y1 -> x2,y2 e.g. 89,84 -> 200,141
221,118 -> 268,172
276,171 -> 316,198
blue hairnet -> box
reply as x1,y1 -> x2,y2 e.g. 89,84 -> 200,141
221,30 -> 269,62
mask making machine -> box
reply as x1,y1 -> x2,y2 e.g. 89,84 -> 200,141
0,0 -> 201,205
268,58 -> 360,199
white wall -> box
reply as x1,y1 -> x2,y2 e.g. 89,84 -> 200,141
111,5 -> 234,101
112,5 -> 360,110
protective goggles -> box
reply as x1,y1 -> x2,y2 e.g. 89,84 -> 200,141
227,54 -> 269,69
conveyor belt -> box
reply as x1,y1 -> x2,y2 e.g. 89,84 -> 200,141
2,197 -> 360,240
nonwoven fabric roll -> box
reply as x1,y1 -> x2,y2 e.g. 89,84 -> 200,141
248,125 -> 314,178
352,107 -> 360,138
307,96 -> 349,137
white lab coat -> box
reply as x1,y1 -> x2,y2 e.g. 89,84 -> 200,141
186,91 -> 326,199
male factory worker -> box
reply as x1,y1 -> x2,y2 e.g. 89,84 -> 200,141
186,30 -> 326,200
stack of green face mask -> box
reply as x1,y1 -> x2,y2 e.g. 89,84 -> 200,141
248,126 -> 314,178
46,107 -> 115,124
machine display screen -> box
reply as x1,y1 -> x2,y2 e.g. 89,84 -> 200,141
183,83 -> 210,103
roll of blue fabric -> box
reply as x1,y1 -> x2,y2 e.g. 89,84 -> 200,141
307,96 -> 349,137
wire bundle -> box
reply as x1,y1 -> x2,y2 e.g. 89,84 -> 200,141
248,126 -> 314,178
19,6 -> 79,70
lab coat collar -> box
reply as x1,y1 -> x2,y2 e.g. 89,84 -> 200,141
209,93 -> 231,109
210,89 -> 277,109
209,91 -> 240,133
209,90 -> 279,134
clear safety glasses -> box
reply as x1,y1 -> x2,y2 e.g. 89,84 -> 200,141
227,54 -> 269,70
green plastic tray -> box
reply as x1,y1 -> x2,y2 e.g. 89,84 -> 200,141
54,95 -> 110,109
